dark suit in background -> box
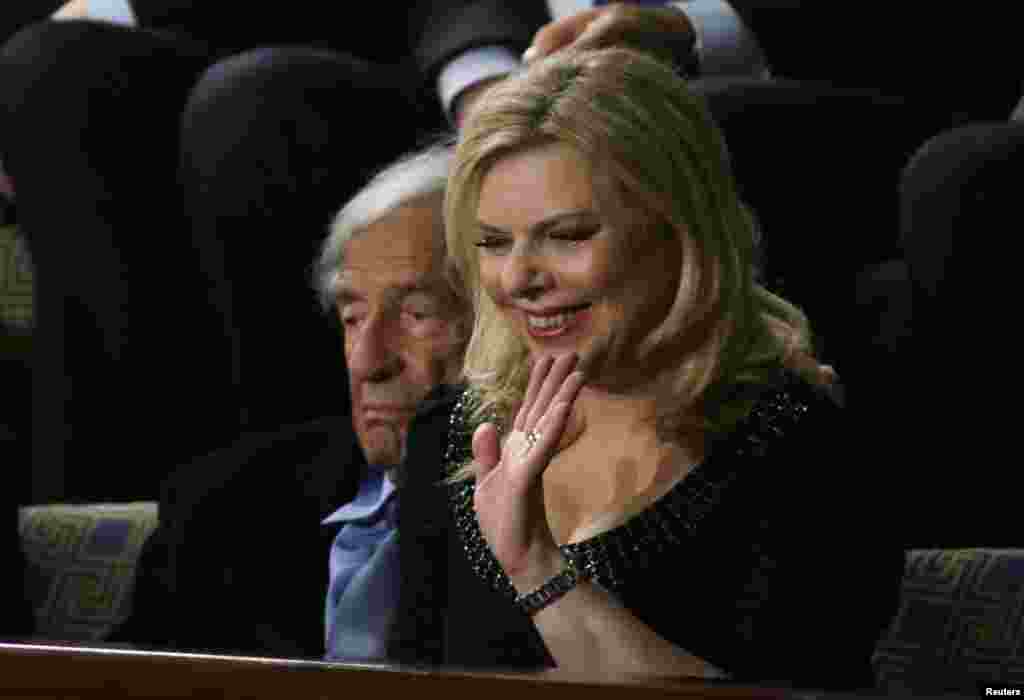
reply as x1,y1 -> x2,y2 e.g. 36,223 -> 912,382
0,1 -> 546,503
112,415 -> 363,658
724,2 -> 1022,123
1,496 -> 33,640
517,1 -> 1020,123
0,326 -> 32,638
0,1 -> 63,43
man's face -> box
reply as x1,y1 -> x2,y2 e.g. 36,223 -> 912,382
336,200 -> 465,466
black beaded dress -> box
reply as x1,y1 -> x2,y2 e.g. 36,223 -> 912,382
389,370 -> 903,691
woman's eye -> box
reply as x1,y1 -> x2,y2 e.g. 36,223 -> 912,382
403,309 -> 448,335
549,228 -> 597,244
474,236 -> 511,250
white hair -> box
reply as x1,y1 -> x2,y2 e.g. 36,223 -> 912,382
314,142 -> 455,310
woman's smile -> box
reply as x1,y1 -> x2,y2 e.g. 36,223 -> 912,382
522,303 -> 592,338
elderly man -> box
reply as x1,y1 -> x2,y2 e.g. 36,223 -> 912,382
114,144 -> 466,660
314,145 -> 466,661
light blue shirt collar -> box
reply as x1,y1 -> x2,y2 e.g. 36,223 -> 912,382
321,468 -> 397,526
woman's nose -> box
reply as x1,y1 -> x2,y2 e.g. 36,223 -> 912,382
504,244 -> 553,302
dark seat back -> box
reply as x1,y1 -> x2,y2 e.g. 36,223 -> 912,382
886,120 -> 1024,548
696,78 -> 941,384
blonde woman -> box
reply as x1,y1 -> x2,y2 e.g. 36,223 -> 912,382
392,48 -> 901,690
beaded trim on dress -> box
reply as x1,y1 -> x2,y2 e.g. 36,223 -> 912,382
446,375 -> 813,600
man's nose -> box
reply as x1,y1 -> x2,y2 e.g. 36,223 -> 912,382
348,316 -> 402,382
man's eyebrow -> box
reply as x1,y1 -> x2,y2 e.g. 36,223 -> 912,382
390,281 -> 437,297
335,280 -> 446,305
475,209 -> 597,236
335,286 -> 363,305
386,281 -> 452,305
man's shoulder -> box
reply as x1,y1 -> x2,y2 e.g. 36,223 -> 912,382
161,415 -> 363,525
415,383 -> 466,420
407,383 -> 466,456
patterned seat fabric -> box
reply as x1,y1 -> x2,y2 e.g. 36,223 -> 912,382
18,503 -> 158,642
0,223 -> 32,331
874,549 -> 1024,694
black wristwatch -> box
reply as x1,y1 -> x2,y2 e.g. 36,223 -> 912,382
514,553 -> 596,617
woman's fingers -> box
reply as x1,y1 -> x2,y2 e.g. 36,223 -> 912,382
503,354 -> 586,484
534,369 -> 586,446
514,355 -> 554,432
553,368 -> 586,411
472,422 -> 502,479
524,353 -> 578,430
521,390 -> 579,482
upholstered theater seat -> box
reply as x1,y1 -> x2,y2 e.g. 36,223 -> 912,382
18,502 -> 158,643
874,549 -> 1024,694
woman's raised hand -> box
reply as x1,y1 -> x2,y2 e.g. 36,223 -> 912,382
471,353 -> 586,590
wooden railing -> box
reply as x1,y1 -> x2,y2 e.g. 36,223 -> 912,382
0,642 -> 808,700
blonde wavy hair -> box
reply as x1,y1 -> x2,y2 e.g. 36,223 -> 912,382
446,48 -> 832,449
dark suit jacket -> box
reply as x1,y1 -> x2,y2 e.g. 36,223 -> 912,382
1,505 -> 33,640
726,2 -> 1022,121
0,341 -> 32,639
113,415 -> 364,659
125,1 -> 549,95
1,1 -> 65,43
504,1 -> 1020,123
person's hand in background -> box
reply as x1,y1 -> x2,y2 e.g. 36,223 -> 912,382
523,3 -> 696,69
454,76 -> 505,130
52,0 -> 89,21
